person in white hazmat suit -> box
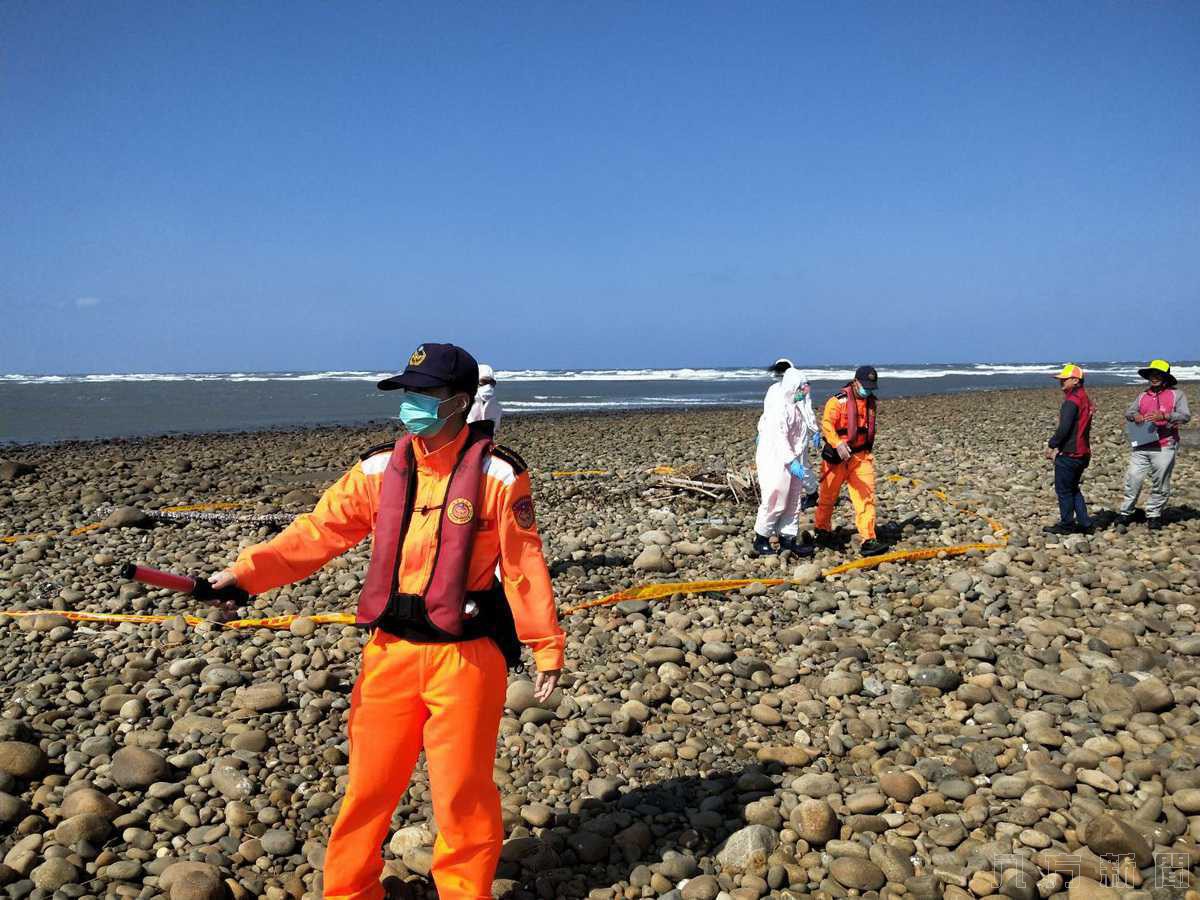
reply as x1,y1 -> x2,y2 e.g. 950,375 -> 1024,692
753,367 -> 819,557
466,363 -> 502,433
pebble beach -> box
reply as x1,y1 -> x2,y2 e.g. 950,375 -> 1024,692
1,384 -> 1199,900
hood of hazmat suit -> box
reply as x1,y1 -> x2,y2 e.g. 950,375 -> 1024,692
467,363 -> 502,429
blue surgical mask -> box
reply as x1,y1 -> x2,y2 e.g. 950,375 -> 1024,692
398,392 -> 458,436
856,385 -> 874,399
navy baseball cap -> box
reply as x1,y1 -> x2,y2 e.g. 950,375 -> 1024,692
377,343 -> 479,393
854,365 -> 879,389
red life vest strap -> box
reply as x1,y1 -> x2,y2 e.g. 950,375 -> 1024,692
839,389 -> 876,451
357,423 -> 491,633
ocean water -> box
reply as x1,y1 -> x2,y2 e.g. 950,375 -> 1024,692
2,362 -> 1195,445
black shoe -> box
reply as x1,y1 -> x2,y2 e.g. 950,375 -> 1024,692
1043,523 -> 1075,535
1116,512 -> 1135,526
860,539 -> 888,557
781,535 -> 815,558
1075,523 -> 1095,535
751,534 -> 778,557
813,529 -> 837,547
1147,518 -> 1164,531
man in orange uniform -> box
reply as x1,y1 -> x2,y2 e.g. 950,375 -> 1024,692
814,365 -> 888,557
209,343 -> 565,900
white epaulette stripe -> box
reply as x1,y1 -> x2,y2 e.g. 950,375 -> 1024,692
361,453 -> 391,476
483,455 -> 516,486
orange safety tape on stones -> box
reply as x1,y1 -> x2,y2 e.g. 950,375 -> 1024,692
4,474 -> 1009,627
1,533 -> 53,544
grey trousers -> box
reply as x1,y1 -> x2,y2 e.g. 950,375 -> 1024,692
1121,447 -> 1177,519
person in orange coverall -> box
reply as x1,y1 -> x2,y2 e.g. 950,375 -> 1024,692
209,343 -> 565,900
814,365 -> 888,557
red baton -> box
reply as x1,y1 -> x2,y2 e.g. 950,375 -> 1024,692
119,563 -> 249,607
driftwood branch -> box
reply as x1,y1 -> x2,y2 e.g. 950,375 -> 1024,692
658,477 -> 724,499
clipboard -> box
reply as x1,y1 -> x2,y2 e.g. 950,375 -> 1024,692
1125,420 -> 1161,448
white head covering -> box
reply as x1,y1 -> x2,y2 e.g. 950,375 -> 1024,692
783,368 -> 818,433
770,357 -> 794,378
780,367 -> 805,395
474,363 -> 497,403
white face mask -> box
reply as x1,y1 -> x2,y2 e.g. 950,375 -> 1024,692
477,384 -> 495,400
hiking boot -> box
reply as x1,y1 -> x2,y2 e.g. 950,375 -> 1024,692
383,879 -> 418,900
813,529 -> 837,547
860,539 -> 888,557
1116,512 -> 1135,526
780,535 -> 814,558
751,534 -> 777,557
1147,517 -> 1164,531
1075,523 -> 1095,535
1042,523 -> 1075,535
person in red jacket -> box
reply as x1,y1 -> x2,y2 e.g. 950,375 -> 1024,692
210,343 -> 565,900
1043,363 -> 1095,535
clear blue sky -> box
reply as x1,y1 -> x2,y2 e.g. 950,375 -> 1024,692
2,1 -> 1197,374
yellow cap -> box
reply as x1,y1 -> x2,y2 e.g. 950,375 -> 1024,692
1054,363 -> 1084,380
1137,358 -> 1176,385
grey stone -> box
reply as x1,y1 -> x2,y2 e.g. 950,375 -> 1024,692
716,824 -> 778,875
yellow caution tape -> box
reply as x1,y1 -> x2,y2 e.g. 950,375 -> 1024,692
0,609 -> 357,630
3,472 -> 1009,629
562,472 -> 1008,615
819,541 -> 1001,577
226,612 -> 356,629
562,578 -> 792,614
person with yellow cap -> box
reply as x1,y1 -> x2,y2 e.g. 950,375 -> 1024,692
1043,364 -> 1095,535
1118,359 -> 1191,530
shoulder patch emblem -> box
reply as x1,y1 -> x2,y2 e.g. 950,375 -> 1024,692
513,496 -> 536,530
447,498 -> 474,526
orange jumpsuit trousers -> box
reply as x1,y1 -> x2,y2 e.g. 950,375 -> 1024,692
814,452 -> 877,540
323,633 -> 507,900
230,428 -> 566,900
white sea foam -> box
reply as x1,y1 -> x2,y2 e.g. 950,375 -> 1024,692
503,398 -> 747,412
2,362 -> 1194,385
